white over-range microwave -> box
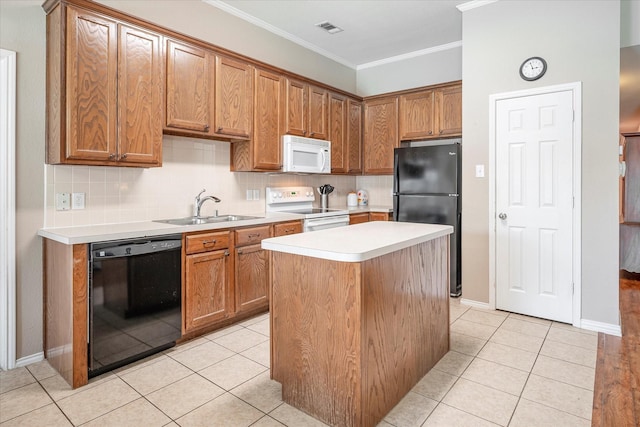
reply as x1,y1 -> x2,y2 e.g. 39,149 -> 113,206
282,135 -> 331,174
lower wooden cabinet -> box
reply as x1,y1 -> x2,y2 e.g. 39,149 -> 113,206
184,248 -> 231,332
234,225 -> 272,314
369,212 -> 392,221
350,212 -> 392,224
273,220 -> 303,236
349,213 -> 370,225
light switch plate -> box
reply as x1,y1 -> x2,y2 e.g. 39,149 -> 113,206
55,193 -> 70,211
252,189 -> 260,200
475,164 -> 485,178
72,192 -> 85,209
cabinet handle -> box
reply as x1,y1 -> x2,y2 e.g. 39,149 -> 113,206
202,239 -> 217,246
120,154 -> 127,160
428,131 -> 433,135
440,130 -> 444,134
248,233 -> 261,239
310,132 -> 315,136
204,125 -> 210,132
109,153 -> 116,159
303,130 -> 307,135
224,250 -> 229,256
237,249 -> 243,254
217,127 -> 223,132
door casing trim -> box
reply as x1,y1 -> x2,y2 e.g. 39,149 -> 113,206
488,82 -> 582,326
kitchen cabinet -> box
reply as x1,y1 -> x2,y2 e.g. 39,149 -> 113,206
364,96 -> 398,175
347,99 -> 363,174
231,67 -> 284,171
369,212 -> 392,221
166,42 -> 253,140
165,39 -> 214,135
183,231 -> 232,333
273,220 -> 303,236
45,4 -> 162,167
234,226 -> 272,314
284,78 -> 328,140
214,55 -> 253,139
349,213 -> 370,225
399,83 -> 462,141
330,93 -> 347,173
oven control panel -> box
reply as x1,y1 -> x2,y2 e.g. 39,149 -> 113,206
266,187 -> 315,205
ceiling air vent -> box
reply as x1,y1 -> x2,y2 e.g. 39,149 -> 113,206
315,21 -> 343,34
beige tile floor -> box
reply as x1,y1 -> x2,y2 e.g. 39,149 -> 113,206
0,300 -> 598,427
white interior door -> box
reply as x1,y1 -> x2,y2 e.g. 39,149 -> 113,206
495,90 -> 574,323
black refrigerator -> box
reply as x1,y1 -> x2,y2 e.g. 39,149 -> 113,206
393,139 -> 462,296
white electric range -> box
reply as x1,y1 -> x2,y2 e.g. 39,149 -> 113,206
265,186 -> 350,232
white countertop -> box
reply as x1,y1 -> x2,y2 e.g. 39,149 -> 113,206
261,221 -> 452,262
37,212 -> 302,245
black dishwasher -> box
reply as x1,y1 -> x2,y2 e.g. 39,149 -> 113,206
89,235 -> 182,378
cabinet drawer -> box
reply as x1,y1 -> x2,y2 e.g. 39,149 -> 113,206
273,221 -> 303,236
235,225 -> 272,247
185,231 -> 230,254
349,213 -> 369,225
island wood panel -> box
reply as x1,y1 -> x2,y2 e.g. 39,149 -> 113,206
270,235 -> 449,427
271,254 -> 363,427
361,237 -> 449,426
44,240 -> 88,388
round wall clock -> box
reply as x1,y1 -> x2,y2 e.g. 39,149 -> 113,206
519,56 -> 547,81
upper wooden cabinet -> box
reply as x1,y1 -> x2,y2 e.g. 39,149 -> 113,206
231,67 -> 284,171
399,83 -> 462,141
347,99 -> 363,174
214,56 -> 253,138
363,96 -> 398,175
435,84 -> 462,137
165,39 -> 213,134
46,4 -> 162,167
329,93 -> 347,173
330,94 -> 363,175
284,79 -> 328,140
165,40 -> 252,140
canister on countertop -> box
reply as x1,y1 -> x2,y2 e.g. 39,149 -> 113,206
357,189 -> 368,206
347,192 -> 358,207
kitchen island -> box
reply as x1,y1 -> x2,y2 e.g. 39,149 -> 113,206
262,221 -> 453,427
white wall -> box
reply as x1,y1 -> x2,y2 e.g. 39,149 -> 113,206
461,1 -> 621,325
356,46 -> 462,97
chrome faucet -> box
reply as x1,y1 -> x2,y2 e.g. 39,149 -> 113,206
193,189 -> 221,218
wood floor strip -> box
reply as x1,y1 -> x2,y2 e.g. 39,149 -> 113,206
592,278 -> 640,427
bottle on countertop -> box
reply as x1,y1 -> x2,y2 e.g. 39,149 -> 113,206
347,191 -> 358,207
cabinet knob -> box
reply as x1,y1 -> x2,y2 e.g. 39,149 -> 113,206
217,127 -> 223,132
237,249 -> 243,254
204,125 -> 210,132
224,250 -> 230,256
109,153 -> 116,159
428,131 -> 433,135
303,130 -> 307,135
120,154 -> 127,160
439,130 -> 444,134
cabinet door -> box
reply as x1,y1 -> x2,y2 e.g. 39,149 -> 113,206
347,99 -> 363,174
284,78 -> 308,137
215,56 -> 252,139
435,84 -> 462,137
349,213 -> 370,225
184,249 -> 231,332
330,93 -> 347,174
117,25 -> 162,165
235,244 -> 269,313
166,40 -> 213,133
399,90 -> 435,140
369,212 -> 391,221
253,68 -> 284,170
364,96 -> 398,175
66,7 -> 117,161
308,85 -> 328,140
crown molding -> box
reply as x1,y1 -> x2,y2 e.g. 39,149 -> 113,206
202,0 -> 357,69
357,41 -> 463,71
456,0 -> 499,12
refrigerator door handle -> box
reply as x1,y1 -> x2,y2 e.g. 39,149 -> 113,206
393,150 -> 400,194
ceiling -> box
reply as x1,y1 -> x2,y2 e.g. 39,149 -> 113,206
204,0 -> 467,69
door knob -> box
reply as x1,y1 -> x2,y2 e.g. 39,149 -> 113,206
498,213 -> 507,220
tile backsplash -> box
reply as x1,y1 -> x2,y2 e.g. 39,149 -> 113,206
44,136 -> 394,228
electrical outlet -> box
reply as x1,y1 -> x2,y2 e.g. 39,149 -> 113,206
72,192 -> 85,209
253,189 -> 260,200
246,190 -> 253,201
475,164 -> 485,178
55,193 -> 70,211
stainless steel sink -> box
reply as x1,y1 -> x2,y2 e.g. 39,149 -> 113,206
154,215 -> 262,226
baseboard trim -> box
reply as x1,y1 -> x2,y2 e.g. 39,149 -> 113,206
459,298 -> 491,310
15,352 -> 44,368
581,319 -> 622,337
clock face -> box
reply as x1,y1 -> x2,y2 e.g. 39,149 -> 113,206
520,57 -> 547,81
